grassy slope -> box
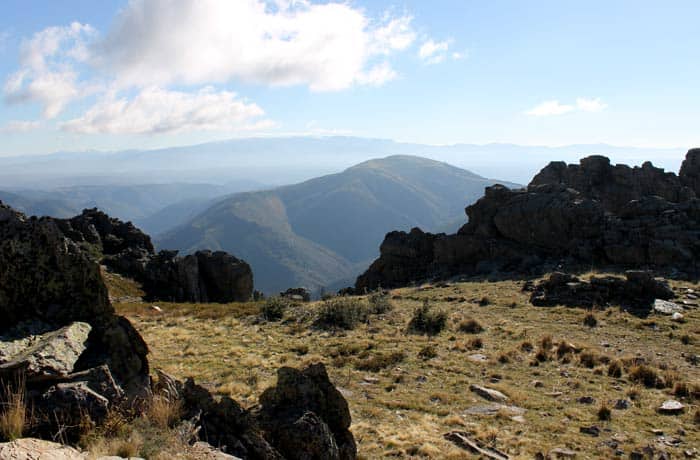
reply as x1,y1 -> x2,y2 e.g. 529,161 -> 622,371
112,273 -> 699,459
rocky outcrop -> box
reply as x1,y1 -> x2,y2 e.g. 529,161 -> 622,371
357,149 -> 700,290
0,202 -> 149,440
525,271 -> 675,313
156,363 -> 356,460
142,250 -> 253,303
55,208 -> 254,303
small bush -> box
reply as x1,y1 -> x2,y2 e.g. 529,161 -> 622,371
579,351 -> 600,369
680,334 -> 692,345
519,341 -> 534,352
0,379 -> 27,441
368,290 -> 392,314
315,298 -> 369,330
355,351 -> 406,372
468,337 -> 484,350
458,318 -> 484,334
695,409 -> 700,425
629,364 -> 660,388
478,297 -> 491,306
597,403 -> 611,421
673,381 -> 689,398
583,312 -> 598,328
539,335 -> 553,351
418,345 -> 438,360
535,348 -> 549,363
556,341 -> 576,359
608,360 -> 623,378
407,301 -> 447,336
261,296 -> 289,321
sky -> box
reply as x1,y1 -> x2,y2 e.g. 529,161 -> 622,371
1,0 -> 699,156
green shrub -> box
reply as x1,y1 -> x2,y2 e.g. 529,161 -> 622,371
261,297 -> 289,321
315,298 -> 369,330
368,290 -> 392,314
407,300 -> 447,336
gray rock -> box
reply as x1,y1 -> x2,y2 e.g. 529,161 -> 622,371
658,400 -> 685,414
0,438 -> 86,459
613,399 -> 630,410
469,384 -> 509,403
654,299 -> 684,315
0,322 -> 91,381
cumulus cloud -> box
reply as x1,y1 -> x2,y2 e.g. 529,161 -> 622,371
3,22 -> 93,118
525,97 -> 608,116
93,0 -> 415,91
3,1 -> 446,135
0,120 -> 41,133
61,86 -> 271,134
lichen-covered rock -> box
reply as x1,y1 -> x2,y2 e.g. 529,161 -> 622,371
357,149 -> 700,291
0,438 -> 85,460
0,202 -> 150,441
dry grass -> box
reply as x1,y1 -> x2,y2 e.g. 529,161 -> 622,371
108,272 -> 700,458
0,378 -> 27,441
146,396 -> 182,429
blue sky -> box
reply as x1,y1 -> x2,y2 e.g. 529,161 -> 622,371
1,0 -> 699,156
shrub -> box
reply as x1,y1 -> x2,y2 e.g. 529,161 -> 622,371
520,341 -> 534,352
368,290 -> 392,314
407,301 -> 447,336
673,381 -> 689,398
458,318 -> 484,334
583,312 -> 597,328
629,364 -> 660,388
681,334 -> 692,345
556,341 -> 576,359
579,351 -> 600,369
315,298 -> 369,330
478,297 -> 491,306
261,296 -> 289,321
468,337 -> 484,350
597,403 -> 611,421
539,335 -> 553,351
608,360 -> 623,378
0,379 -> 27,441
695,409 -> 700,425
355,351 -> 406,372
418,345 -> 438,360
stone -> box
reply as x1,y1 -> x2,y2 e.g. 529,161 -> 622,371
613,399 -> 630,410
0,322 -> 91,381
579,425 -> 600,437
189,442 -> 243,460
0,438 -> 86,460
467,353 -> 489,363
576,396 -> 595,404
654,299 -> 684,315
671,312 -> 685,322
469,384 -> 509,403
658,400 -> 685,414
256,363 -> 357,460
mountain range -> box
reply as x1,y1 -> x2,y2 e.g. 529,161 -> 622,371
157,155 -> 519,294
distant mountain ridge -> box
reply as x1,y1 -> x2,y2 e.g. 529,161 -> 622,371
0,136 -> 685,188
157,155 -> 520,294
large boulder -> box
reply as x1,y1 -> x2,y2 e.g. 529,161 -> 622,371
0,202 -> 149,441
357,149 -> 700,290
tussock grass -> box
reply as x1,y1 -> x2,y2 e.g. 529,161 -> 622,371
0,378 -> 27,441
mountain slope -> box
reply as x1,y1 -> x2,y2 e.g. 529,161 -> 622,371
158,155 -> 519,294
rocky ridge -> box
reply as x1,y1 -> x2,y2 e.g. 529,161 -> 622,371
356,149 -> 700,294
58,208 -> 254,302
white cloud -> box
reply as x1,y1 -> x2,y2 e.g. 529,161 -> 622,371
0,120 -> 41,133
525,100 -> 575,116
3,22 -> 94,118
418,39 -> 461,65
526,98 -> 608,116
61,86 -> 271,134
576,97 -> 608,112
93,0 -> 415,91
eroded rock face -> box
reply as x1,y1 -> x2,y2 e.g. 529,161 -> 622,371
56,208 -> 254,303
0,202 -> 150,440
356,149 -> 700,291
